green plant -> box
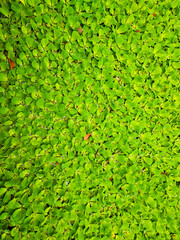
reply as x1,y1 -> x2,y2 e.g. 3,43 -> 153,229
0,0 -> 180,239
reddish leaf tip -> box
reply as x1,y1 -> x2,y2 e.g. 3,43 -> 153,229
84,133 -> 92,140
77,28 -> 83,34
8,58 -> 15,70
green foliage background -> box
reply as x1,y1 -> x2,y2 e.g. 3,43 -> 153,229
0,0 -> 180,239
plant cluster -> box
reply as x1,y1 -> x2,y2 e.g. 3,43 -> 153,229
0,0 -> 180,239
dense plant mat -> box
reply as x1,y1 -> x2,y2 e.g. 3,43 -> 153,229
0,0 -> 180,239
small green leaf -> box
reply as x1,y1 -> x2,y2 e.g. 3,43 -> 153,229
152,65 -> 162,75
0,188 -> 7,196
41,38 -> 49,48
127,14 -> 134,23
126,172 -> 135,184
25,97 -> 33,105
7,198 -> 21,210
11,97 -> 20,105
77,227 -> 85,240
61,50 -> 69,59
118,24 -> 128,33
43,13 -> 51,24
0,212 -> 9,220
34,213 -> 45,225
11,2 -> 21,13
143,220 -> 153,230
0,87 -> 5,92
172,62 -> 180,69
20,0 -> 25,5
0,107 -> 8,115
4,120 -> 13,126
130,2 -> 138,13
72,31 -> 79,41
11,227 -> 19,237
45,0 -> 52,6
21,26 -> 28,34
32,60 -> 39,69
44,57 -> 49,67
0,73 -> 8,81
36,98 -> 44,108
12,208 -> 24,222
0,4 -> 9,17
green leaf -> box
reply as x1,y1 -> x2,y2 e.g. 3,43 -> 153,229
143,220 -> 153,230
153,43 -> 162,53
156,220 -> 164,233
127,14 -> 134,23
21,26 -> 28,34
71,209 -> 78,220
0,212 -> 9,220
166,207 -> 176,219
19,170 -> 29,178
11,2 -> 21,13
0,4 -> 9,17
25,97 -> 33,105
36,98 -> 44,108
130,2 -> 138,13
43,13 -> 51,24
11,227 -> 19,237
141,132 -> 152,144
20,0 -> 25,5
35,4 -> 44,15
12,208 -> 24,222
25,37 -> 35,48
146,196 -> 157,208
171,0 -> 179,8
7,198 -> 21,210
172,62 -> 180,69
32,60 -> 39,69
28,0 -> 38,7
0,188 -> 7,196
21,178 -> 29,189
44,57 -> 49,67
72,31 -> 79,41
34,213 -> 45,225
100,220 -> 112,234
11,137 -> 19,146
56,219 -> 66,233
4,120 -> 13,126
0,73 -> 8,81
41,38 -> 49,48
45,0 -> 52,6
4,169 -> 14,179
11,97 -> 20,105
117,24 -> 128,33
0,107 -> 8,115
145,157 -> 153,165
77,227 -> 85,240
152,65 -> 162,75
0,87 -> 5,92
61,50 -> 69,59
0,96 -> 6,104
126,172 -> 135,184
